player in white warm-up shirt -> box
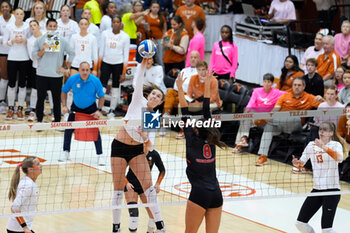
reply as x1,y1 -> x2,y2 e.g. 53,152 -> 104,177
24,1 -> 47,34
70,18 -> 98,76
293,122 -> 347,233
0,0 -> 15,113
81,9 -> 100,47
7,156 -> 42,233
3,8 -> 30,121
99,15 -> 130,119
100,1 -> 117,33
57,5 -> 79,42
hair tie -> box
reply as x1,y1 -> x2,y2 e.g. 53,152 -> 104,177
17,163 -> 22,168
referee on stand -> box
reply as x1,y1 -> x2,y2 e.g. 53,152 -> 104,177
59,61 -> 105,165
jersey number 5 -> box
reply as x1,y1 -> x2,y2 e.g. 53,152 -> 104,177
316,154 -> 324,163
203,144 -> 212,159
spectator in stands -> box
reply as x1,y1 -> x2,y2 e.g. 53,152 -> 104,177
133,56 -> 166,94
256,77 -> 323,166
133,1 -> 147,49
163,50 -> 199,116
175,0 -> 206,39
337,103 -> 350,144
57,5 -> 79,42
145,0 -> 167,68
100,1 -> 117,32
185,17 -> 205,68
143,0 -> 173,16
25,1 -> 48,31
163,15 -> 189,74
81,9 -> 100,46
233,73 -> 285,153
334,20 -> 350,62
0,0 -> 15,114
72,0 -> 89,22
302,58 -> 324,96
83,0 -> 103,25
276,55 -> 304,92
310,85 -> 344,140
32,18 -> 75,123
121,2 -> 150,46
187,61 -> 221,111
60,61 -> 105,164
342,56 -> 350,72
335,66 -> 345,91
209,25 -> 238,82
267,0 -> 296,23
317,35 -> 341,86
300,33 -> 324,73
338,72 -> 350,106
313,0 -> 343,29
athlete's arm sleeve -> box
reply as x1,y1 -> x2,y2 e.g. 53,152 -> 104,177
99,32 -> 106,59
132,61 -> 146,101
11,186 -> 33,212
300,142 -> 312,164
203,97 -> 210,120
123,35 -> 130,64
65,38 -> 75,63
91,36 -> 98,63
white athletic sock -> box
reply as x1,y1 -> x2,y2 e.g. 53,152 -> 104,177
112,190 -> 123,224
0,79 -> 8,101
30,88 -> 37,109
67,91 -> 73,110
144,186 -> 162,222
295,221 -> 315,233
110,88 -> 120,111
47,90 -> 53,109
148,218 -> 155,228
129,216 -> 138,230
18,87 -> 26,107
322,228 -> 336,233
7,87 -> 16,107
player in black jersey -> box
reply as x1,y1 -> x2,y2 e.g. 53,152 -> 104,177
124,150 -> 166,233
176,70 -> 227,233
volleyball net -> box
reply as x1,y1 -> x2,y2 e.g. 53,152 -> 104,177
1,109 -> 350,218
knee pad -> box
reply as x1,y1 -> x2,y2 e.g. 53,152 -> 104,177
295,221 -> 315,233
128,202 -> 139,217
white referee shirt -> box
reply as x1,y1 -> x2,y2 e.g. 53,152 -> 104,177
4,23 -> 30,61
70,33 -> 98,68
57,18 -> 79,42
6,176 -> 39,231
301,141 -> 343,190
0,14 -> 15,54
100,30 -> 130,65
173,67 -> 197,93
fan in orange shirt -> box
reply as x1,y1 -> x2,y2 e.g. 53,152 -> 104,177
276,55 -> 304,92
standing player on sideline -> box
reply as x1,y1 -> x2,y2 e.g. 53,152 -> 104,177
99,15 -> 130,119
177,71 -> 226,233
125,149 -> 166,233
6,157 -> 42,233
293,122 -> 347,233
60,62 -> 105,164
111,58 -> 166,233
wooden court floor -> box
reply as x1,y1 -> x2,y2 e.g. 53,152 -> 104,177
1,114 -> 350,232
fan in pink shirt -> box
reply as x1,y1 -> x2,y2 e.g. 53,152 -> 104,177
209,25 -> 238,81
268,0 -> 296,23
300,33 -> 324,73
233,73 -> 285,153
334,20 -> 350,61
185,17 -> 205,67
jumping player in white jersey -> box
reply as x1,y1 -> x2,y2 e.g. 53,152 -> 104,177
293,122 -> 348,233
99,15 -> 130,119
3,8 -> 30,120
6,156 -> 42,233
110,58 -> 166,233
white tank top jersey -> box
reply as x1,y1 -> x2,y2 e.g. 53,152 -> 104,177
6,176 -> 39,231
25,17 -> 47,33
86,23 -> 100,47
70,33 -> 98,68
5,23 -> 30,61
124,64 -> 148,143
300,141 -> 344,190
57,19 -> 79,42
100,30 -> 130,65
27,34 -> 42,68
173,67 -> 198,92
0,14 -> 15,54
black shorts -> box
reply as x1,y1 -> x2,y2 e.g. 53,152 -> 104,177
100,62 -> 123,88
111,139 -> 144,163
0,53 -> 8,57
124,178 -> 144,195
189,185 -> 223,209
7,230 -> 35,233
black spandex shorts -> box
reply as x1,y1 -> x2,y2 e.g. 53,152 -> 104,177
189,185 -> 223,210
0,53 -> 8,57
111,139 -> 144,163
124,178 -> 144,195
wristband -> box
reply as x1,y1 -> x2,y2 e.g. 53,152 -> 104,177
21,222 -> 27,228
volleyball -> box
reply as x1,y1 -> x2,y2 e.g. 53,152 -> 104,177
138,39 -> 157,58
